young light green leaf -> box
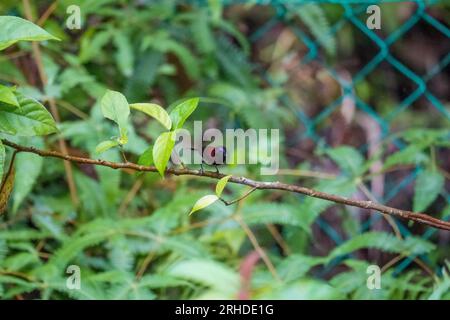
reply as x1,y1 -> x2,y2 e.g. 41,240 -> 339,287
215,175 -> 232,197
0,16 -> 59,51
189,195 -> 219,215
0,92 -> 57,136
0,85 -> 19,107
413,169 -> 444,212
138,146 -> 153,166
0,140 -> 4,182
130,103 -> 171,130
153,131 -> 176,177
169,98 -> 199,130
100,90 -> 130,144
95,140 -> 119,154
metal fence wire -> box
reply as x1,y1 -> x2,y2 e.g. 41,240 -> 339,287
197,0 -> 449,275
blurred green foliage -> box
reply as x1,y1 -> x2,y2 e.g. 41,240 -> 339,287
0,1 -> 449,300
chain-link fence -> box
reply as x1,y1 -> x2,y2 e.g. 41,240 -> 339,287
208,0 -> 449,275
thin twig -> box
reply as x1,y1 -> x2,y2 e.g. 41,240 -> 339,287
235,215 -> 281,282
220,187 -> 257,206
2,138 -> 450,231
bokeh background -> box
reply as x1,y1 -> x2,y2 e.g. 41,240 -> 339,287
0,0 -> 449,299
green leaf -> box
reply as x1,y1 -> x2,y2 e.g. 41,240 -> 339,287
13,146 -> 44,213
95,140 -> 119,154
167,259 -> 239,294
0,92 -> 57,136
138,146 -> 153,166
0,140 -> 4,182
169,98 -> 199,130
215,175 -> 231,197
326,146 -> 364,176
326,232 -> 435,263
189,195 -> 219,215
241,203 -> 310,232
152,131 -> 176,177
130,103 -> 171,130
100,90 -> 130,144
113,32 -> 134,77
413,169 -> 444,212
384,144 -> 428,169
0,85 -> 19,107
0,16 -> 59,51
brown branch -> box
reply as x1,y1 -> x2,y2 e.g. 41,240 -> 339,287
2,138 -> 450,231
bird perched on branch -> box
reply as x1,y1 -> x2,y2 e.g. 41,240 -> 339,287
192,145 -> 227,174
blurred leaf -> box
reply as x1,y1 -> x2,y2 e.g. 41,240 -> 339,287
153,131 -> 176,176
294,4 -> 335,55
262,279 -> 344,299
402,129 -> 450,146
0,16 -> 59,50
384,144 -> 428,169
189,195 -> 219,215
113,32 -> 134,77
326,146 -> 364,176
167,259 -> 239,295
95,139 -> 119,154
12,147 -> 44,213
326,232 -> 435,263
191,9 -> 215,54
413,169 -> 444,212
242,203 -> 310,232
215,175 -> 231,197
0,84 -> 18,107
130,103 -> 171,130
79,29 -> 112,63
277,254 -> 326,282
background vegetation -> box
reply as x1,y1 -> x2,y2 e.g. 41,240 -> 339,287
0,0 -> 449,300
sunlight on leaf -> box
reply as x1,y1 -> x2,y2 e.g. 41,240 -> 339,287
189,195 -> 219,215
215,175 -> 231,197
169,98 -> 199,130
153,131 -> 176,177
130,103 -> 171,130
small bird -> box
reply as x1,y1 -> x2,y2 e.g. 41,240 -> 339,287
193,145 -> 227,174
